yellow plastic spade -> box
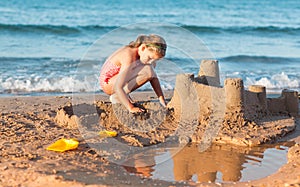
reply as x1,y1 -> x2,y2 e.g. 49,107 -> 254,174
47,131 -> 117,152
99,130 -> 117,138
46,138 -> 79,152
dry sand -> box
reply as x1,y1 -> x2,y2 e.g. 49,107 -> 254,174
0,92 -> 300,187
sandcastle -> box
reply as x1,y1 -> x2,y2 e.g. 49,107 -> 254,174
55,59 -> 299,147
169,59 -> 299,118
168,59 -> 299,146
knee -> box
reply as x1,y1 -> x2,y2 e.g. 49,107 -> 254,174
142,65 -> 157,79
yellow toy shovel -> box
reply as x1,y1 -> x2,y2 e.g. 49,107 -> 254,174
99,130 -> 118,138
46,138 -> 79,152
46,130 -> 117,152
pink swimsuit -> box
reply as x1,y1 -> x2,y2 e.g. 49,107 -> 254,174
99,60 -> 121,89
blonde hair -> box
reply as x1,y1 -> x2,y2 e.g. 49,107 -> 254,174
128,34 -> 167,57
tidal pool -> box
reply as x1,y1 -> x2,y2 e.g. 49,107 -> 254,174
123,141 -> 294,183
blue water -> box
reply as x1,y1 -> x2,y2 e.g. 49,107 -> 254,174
0,0 -> 299,95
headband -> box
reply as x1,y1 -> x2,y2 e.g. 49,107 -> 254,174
146,43 -> 167,51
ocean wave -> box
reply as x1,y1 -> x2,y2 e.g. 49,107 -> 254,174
244,72 -> 300,92
220,55 -> 300,63
182,25 -> 300,35
0,56 -> 52,62
1,23 -> 300,36
0,23 -> 117,35
0,76 -> 87,93
0,75 -> 161,94
0,57 -> 82,72
1,71 -> 298,95
0,56 -> 299,95
0,56 -> 78,62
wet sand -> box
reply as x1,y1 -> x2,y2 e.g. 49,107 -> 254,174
0,92 -> 300,187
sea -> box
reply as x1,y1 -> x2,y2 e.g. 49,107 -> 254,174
1,0 -> 300,96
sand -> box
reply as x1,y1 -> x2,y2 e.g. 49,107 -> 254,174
0,92 -> 300,187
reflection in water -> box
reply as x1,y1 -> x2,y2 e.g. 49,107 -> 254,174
123,158 -> 155,178
173,143 -> 264,182
173,143 -> 245,182
123,142 -> 294,183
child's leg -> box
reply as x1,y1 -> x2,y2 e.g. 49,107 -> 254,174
106,63 -> 156,104
102,64 -> 155,93
123,64 -> 157,94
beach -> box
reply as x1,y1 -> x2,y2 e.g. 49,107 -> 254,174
0,92 -> 299,187
1,0 -> 300,186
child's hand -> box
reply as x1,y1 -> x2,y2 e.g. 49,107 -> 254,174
159,97 -> 167,107
129,106 -> 145,113
127,94 -> 134,104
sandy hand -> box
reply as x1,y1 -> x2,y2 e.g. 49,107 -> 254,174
127,94 -> 134,104
129,106 -> 145,113
159,97 -> 167,107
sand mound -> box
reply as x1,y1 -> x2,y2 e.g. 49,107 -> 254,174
54,101 -> 296,147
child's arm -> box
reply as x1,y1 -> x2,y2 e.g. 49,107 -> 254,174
150,77 -> 166,107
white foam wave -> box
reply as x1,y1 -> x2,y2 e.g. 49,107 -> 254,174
0,75 -> 175,94
1,71 -> 298,95
245,72 -> 300,91
0,76 -> 98,93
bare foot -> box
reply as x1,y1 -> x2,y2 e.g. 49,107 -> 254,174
109,94 -> 120,104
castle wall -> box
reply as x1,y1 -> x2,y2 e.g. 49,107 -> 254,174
169,59 -> 299,121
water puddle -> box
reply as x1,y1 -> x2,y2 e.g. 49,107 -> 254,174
124,141 -> 294,183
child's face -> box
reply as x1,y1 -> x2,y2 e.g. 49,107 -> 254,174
139,45 -> 163,65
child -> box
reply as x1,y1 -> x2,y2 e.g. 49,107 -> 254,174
99,34 -> 167,113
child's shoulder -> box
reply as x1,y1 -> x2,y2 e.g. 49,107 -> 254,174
120,46 -> 133,53
113,46 -> 131,55
110,46 -> 134,64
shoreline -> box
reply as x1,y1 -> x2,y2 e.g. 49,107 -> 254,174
0,89 -> 286,98
0,92 -> 299,187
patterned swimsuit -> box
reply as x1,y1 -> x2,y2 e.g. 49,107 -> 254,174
99,60 -> 121,89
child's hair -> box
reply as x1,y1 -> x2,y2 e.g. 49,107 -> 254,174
128,34 -> 167,57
